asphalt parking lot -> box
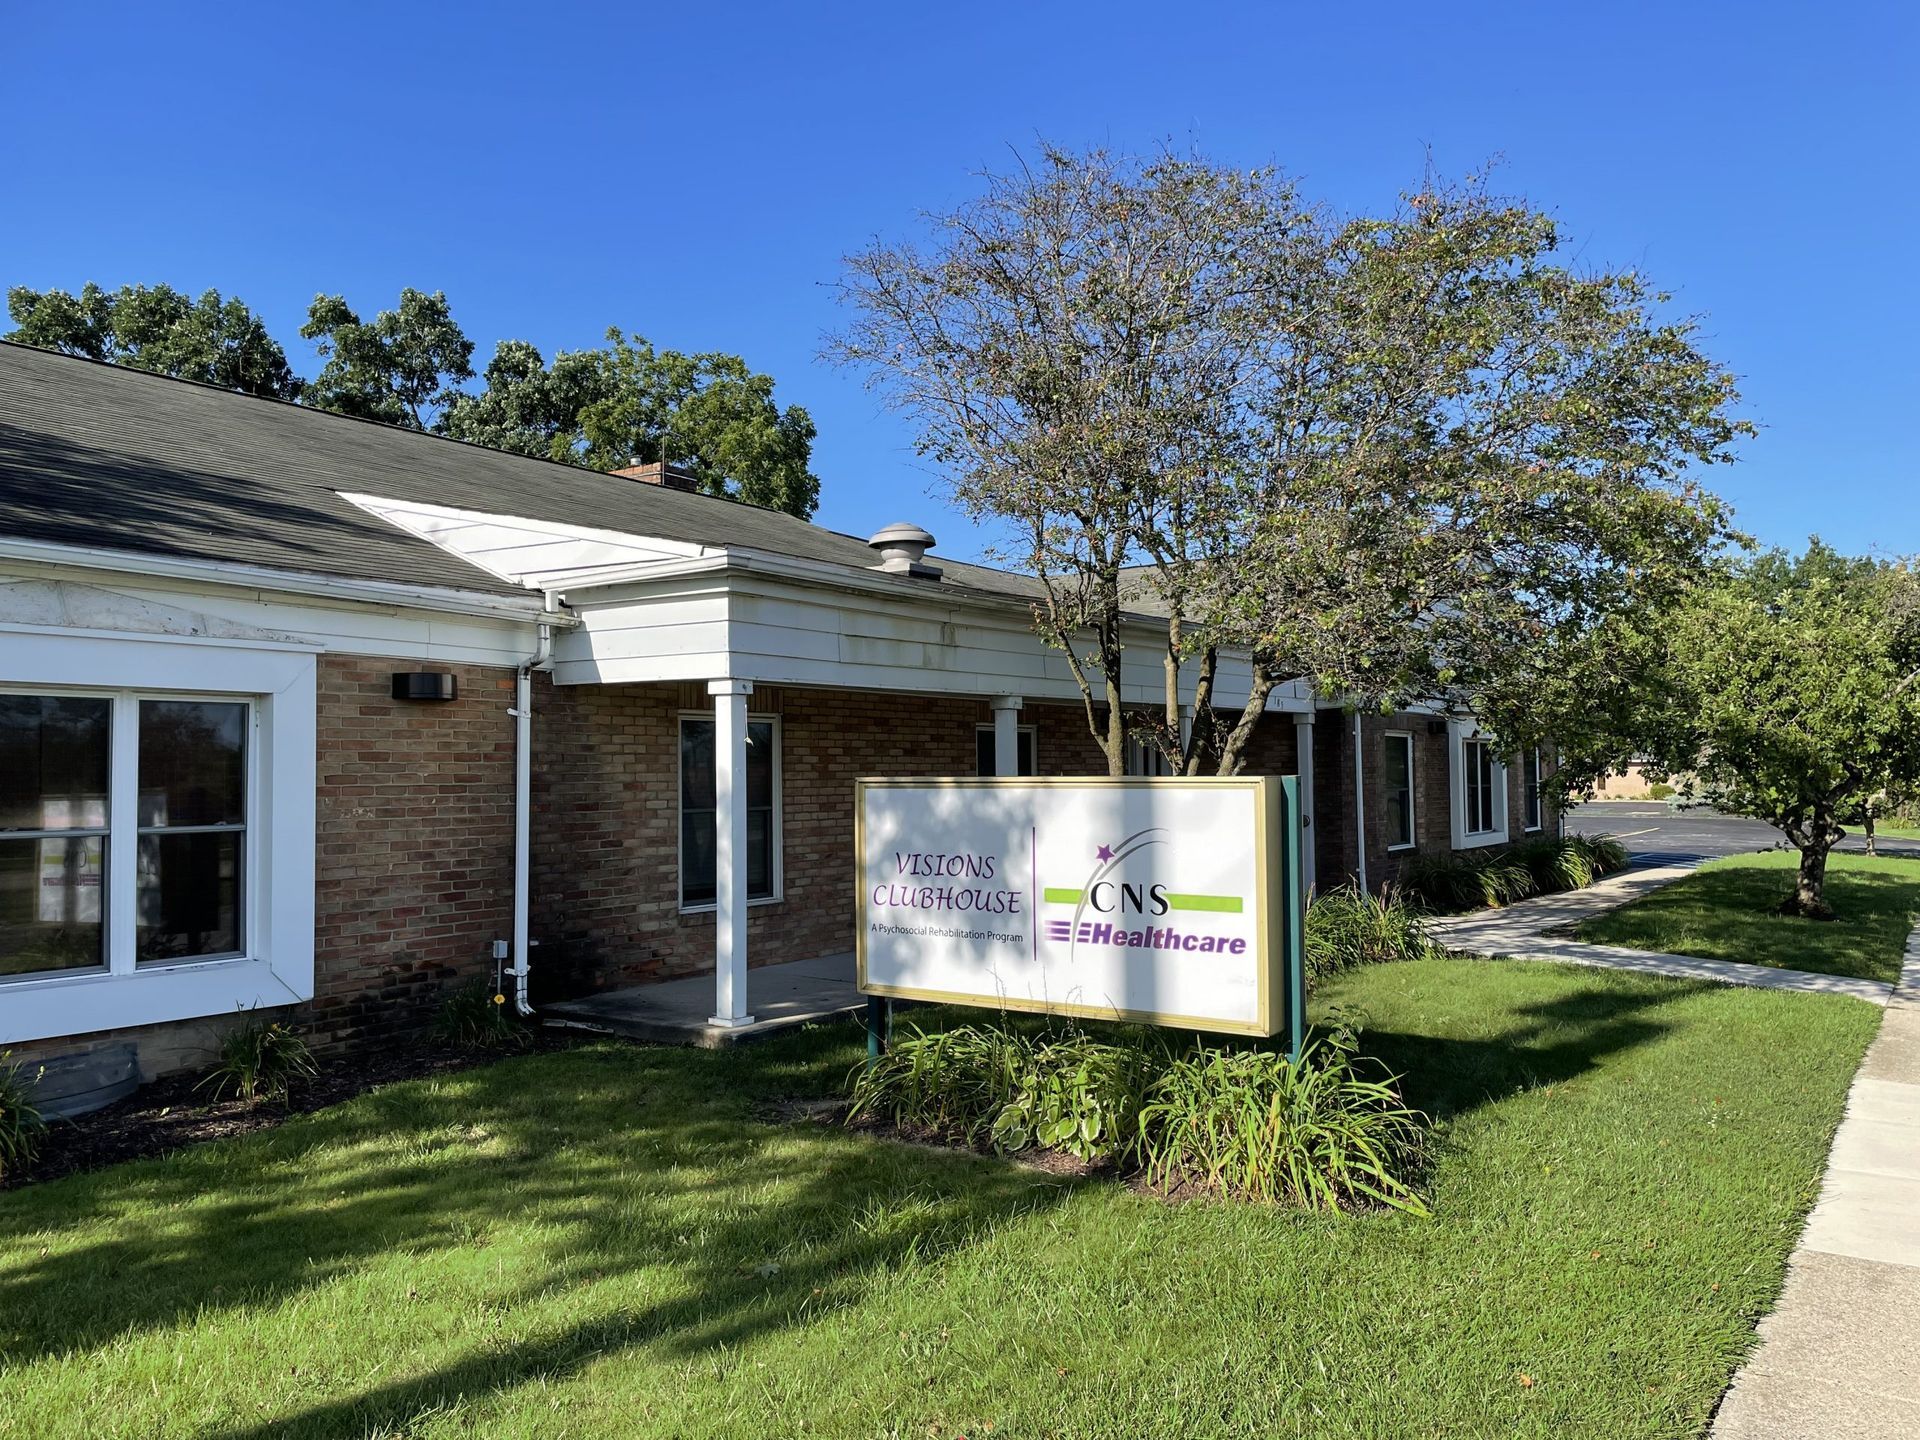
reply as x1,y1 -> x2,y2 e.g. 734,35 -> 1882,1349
1564,800 -> 1918,867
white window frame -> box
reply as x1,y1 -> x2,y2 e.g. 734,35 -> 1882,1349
0,626 -> 317,1046
975,723 -> 1038,777
1524,747 -> 1545,833
677,710 -> 783,914
1448,717 -> 1509,850
1383,730 -> 1417,852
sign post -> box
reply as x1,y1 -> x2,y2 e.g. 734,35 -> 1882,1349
856,776 -> 1306,1052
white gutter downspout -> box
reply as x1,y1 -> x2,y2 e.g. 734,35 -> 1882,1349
1352,711 -> 1369,894
509,594 -> 558,1016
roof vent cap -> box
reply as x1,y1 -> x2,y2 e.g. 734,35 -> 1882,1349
867,522 -> 942,579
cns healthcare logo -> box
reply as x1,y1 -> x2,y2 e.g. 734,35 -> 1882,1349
1041,827 -> 1249,958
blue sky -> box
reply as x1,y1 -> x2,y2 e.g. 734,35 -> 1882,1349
3,1 -> 1914,561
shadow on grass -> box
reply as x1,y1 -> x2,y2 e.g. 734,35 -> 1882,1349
1358,978 -> 1717,1122
0,1033 -> 1074,1435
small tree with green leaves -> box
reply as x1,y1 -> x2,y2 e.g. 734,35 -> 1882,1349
1639,548 -> 1920,917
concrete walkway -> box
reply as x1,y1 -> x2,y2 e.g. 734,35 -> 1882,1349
541,953 -> 861,1047
1427,866 -> 1897,1006
1710,935 -> 1920,1437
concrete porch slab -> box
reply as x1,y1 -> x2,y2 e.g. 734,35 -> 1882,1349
540,952 -> 863,1048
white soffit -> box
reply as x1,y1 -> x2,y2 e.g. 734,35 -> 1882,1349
340,492 -> 714,590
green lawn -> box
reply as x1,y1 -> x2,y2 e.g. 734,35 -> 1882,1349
1576,850 -> 1920,984
0,959 -> 1879,1439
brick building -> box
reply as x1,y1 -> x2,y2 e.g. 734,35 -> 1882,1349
0,342 -> 1556,1080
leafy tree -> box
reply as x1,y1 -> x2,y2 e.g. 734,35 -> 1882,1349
1621,549 -> 1920,918
441,330 -> 820,517
831,146 -> 1746,776
5,282 -> 302,399
300,288 -> 474,429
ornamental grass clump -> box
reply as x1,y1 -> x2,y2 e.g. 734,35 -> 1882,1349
433,978 -> 531,1050
0,1052 -> 48,1182
1403,833 -> 1633,913
197,1017 -> 318,1103
848,1017 -> 1430,1211
1135,1020 -> 1429,1214
1303,885 -> 1442,982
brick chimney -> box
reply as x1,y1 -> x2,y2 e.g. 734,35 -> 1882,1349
611,461 -> 700,493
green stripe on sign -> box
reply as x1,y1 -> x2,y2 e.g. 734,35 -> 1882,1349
1166,893 -> 1244,913
1042,887 -> 1084,905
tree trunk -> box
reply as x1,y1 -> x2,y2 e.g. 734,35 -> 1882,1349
1866,811 -> 1877,857
1784,839 -> 1837,920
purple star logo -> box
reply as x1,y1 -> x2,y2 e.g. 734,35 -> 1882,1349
1096,843 -> 1114,862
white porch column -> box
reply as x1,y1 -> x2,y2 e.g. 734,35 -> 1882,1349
708,678 -> 755,1027
1292,711 -> 1317,896
990,694 -> 1023,776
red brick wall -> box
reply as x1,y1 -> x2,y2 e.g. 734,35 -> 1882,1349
308,656 -> 518,1047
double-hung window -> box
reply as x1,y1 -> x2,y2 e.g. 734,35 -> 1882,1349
1463,738 -> 1498,836
1524,748 -> 1544,833
1384,732 -> 1415,850
679,714 -> 780,910
2,692 -> 251,981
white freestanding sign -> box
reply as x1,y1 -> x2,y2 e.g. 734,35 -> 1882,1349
855,777 -> 1294,1036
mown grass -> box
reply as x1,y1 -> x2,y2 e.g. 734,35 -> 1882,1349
1576,850 -> 1920,984
0,959 -> 1879,1438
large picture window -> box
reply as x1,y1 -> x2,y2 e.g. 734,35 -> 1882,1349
1384,732 -> 1415,850
680,715 -> 779,910
1,691 -> 251,982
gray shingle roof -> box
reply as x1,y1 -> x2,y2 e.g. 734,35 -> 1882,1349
0,341 -> 1040,604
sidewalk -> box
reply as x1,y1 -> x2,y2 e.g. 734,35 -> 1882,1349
1427,866 -> 1897,1006
1710,935 -> 1920,1436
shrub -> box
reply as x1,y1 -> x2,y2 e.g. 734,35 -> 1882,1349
848,1022 -> 1035,1152
1304,885 -> 1442,981
0,1052 -> 48,1181
988,1031 -> 1160,1161
1136,1019 -> 1428,1214
1569,831 -> 1631,877
1508,835 -> 1595,894
849,1017 -> 1431,1212
197,1017 -> 318,1103
433,979 -> 530,1050
1646,781 -> 1676,800
1402,849 -> 1536,911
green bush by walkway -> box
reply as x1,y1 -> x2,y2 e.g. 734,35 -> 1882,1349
1576,850 -> 1920,985
0,957 -> 1879,1438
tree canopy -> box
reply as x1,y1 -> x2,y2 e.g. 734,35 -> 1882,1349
5,280 -> 821,517
831,145 -> 1748,776
299,288 -> 475,430
440,330 -> 819,516
5,282 -> 302,399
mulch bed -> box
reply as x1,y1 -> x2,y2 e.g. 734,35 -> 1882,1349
3,1029 -> 582,1192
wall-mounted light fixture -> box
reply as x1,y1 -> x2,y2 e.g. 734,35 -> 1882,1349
391,672 -> 458,702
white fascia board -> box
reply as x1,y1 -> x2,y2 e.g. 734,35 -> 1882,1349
0,536 -> 570,626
